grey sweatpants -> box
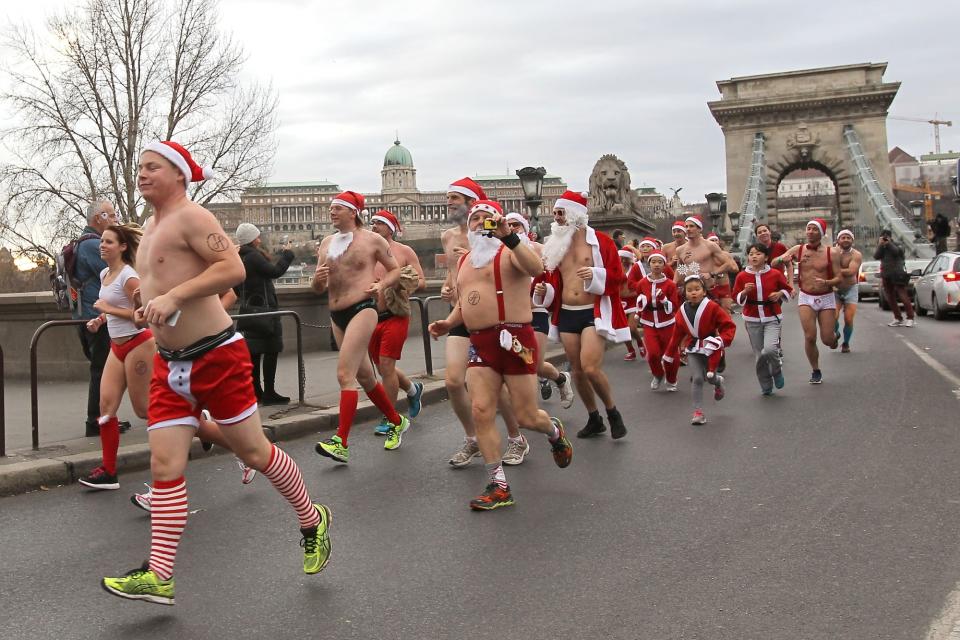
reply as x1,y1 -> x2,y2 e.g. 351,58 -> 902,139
744,320 -> 782,392
688,353 -> 722,410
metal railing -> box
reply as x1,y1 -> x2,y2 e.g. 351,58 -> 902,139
407,297 -> 434,376
732,132 -> 766,257
0,343 -> 5,457
28,312 -> 305,451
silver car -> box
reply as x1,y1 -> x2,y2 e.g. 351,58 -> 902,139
858,260 -> 880,299
914,252 -> 960,320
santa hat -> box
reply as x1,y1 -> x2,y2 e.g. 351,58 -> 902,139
837,229 -> 854,241
618,249 -> 637,262
143,141 -> 214,184
638,236 -> 658,249
448,177 -> 486,201
371,209 -> 401,235
807,218 -> 827,236
706,232 -> 720,243
505,212 -> 529,235
685,215 -> 704,229
469,199 -> 503,217
671,220 -> 686,232
553,190 -> 589,218
648,250 -> 667,264
332,191 -> 368,222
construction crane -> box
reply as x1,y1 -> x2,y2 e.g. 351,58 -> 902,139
892,180 -> 942,221
889,114 -> 953,154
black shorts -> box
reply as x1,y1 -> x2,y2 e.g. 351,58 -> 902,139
449,323 -> 470,338
557,306 -> 595,335
330,298 -> 377,332
532,312 -> 550,335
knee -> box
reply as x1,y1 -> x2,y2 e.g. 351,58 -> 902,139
378,360 -> 396,378
239,445 -> 272,472
582,362 -> 602,378
514,406 -> 540,428
150,449 -> 184,478
336,369 -> 356,388
471,402 -> 496,426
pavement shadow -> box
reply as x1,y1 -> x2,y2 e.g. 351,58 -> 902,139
107,614 -> 179,635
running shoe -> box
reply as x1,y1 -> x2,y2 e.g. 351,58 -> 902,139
887,319 -> 903,327
713,375 -> 725,401
408,381 -> 424,418
665,381 -> 678,392
650,376 -> 663,391
761,388 -> 773,396
840,343 -> 851,354
236,457 -> 256,484
809,369 -> 822,384
130,483 -> 152,513
691,410 -> 706,425
301,503 -> 332,575
469,483 -> 515,511
557,372 -> 575,409
608,410 -> 627,440
904,318 -> 915,327
316,435 -> 349,463
79,466 -> 119,491
773,371 -> 785,389
549,417 -> 573,468
383,415 -> 410,451
374,417 -> 392,436
102,564 -> 174,606
502,436 -> 530,466
449,439 -> 480,468
576,414 -> 606,438
623,351 -> 637,361
539,377 -> 553,401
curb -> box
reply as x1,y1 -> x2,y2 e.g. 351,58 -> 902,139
0,352 -> 565,497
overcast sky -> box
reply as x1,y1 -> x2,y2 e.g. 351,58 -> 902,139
4,0 -> 960,202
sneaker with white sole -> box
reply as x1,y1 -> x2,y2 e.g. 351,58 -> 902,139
502,436 -> 530,466
904,318 -> 915,327
556,372 -> 575,409
79,466 -> 119,491
130,483 -> 152,513
887,319 -> 903,327
665,381 -> 678,392
691,410 -> 706,425
236,457 -> 256,484
650,376 -> 663,391
448,439 -> 480,468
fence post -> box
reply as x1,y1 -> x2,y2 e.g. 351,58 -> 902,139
0,343 -> 5,457
408,297 -> 433,377
30,319 -> 89,451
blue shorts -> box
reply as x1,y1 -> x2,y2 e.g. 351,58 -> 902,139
835,284 -> 859,306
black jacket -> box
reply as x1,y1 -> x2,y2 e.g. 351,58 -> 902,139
234,244 -> 295,353
873,240 -> 906,279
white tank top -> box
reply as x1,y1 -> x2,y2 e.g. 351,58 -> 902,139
98,264 -> 144,339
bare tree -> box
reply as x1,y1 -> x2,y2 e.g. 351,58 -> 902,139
0,0 -> 277,259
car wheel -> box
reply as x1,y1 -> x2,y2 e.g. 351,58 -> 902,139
933,293 -> 948,321
915,292 -> 928,316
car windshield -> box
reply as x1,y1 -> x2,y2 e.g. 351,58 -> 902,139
907,259 -> 930,272
861,262 -> 880,272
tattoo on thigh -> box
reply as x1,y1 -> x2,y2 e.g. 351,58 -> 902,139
206,233 -> 229,252
467,291 -> 480,305
135,360 -> 148,375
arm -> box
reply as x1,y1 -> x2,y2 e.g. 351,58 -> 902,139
487,215 -> 543,277
873,244 -> 885,261
732,272 -> 747,305
583,238 -> 625,296
715,307 -> 737,346
713,244 -> 739,276
220,289 -> 238,310
840,252 -> 863,278
407,249 -> 426,291
428,304 -> 464,338
769,270 -> 792,302
371,234 -> 401,293
249,249 -> 295,279
312,241 -> 330,294
94,275 -> 140,321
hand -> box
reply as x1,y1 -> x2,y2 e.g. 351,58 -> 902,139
487,213 -> 510,239
440,284 -> 454,302
314,263 -> 329,286
452,246 -> 469,257
85,315 -> 104,333
133,307 -> 149,328
365,280 -> 383,296
743,282 -> 755,294
814,277 -> 827,287
142,293 -> 180,325
791,288 -> 799,300
428,320 -> 451,339
93,298 -> 107,313
576,267 -> 593,283
132,288 -> 142,309
767,291 -> 783,302
534,282 -> 546,297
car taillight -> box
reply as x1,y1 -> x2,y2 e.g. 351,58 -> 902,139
859,273 -> 866,282
944,272 -> 960,282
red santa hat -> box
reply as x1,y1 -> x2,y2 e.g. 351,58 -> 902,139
618,249 -> 637,262
469,199 -> 503,217
836,229 -> 854,241
648,250 -> 667,264
807,218 -> 827,236
671,220 -> 686,232
706,232 -> 720,243
505,212 -> 529,235
553,190 -> 589,218
332,191 -> 367,221
638,236 -> 658,249
448,177 -> 486,201
143,141 -> 215,184
685,215 -> 704,229
371,209 -> 401,235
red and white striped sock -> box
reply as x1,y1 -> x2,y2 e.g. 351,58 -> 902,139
262,445 -> 320,530
148,477 -> 187,580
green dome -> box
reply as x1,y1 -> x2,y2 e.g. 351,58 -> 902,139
384,138 -> 413,167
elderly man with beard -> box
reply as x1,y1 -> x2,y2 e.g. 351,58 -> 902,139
440,178 -> 526,467
538,190 -> 630,440
429,200 -> 573,510
832,229 -> 862,353
313,191 -> 410,462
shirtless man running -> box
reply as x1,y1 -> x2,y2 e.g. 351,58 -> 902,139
313,191 -> 410,461
440,178 -> 525,468
367,210 -> 426,434
675,215 -> 739,311
102,141 -> 330,606
772,218 -> 842,383
429,199 -> 573,510
833,229 -> 863,354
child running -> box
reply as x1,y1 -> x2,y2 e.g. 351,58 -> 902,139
632,250 -> 680,391
618,249 -> 643,361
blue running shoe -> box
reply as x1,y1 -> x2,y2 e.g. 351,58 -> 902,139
408,381 -> 424,418
374,418 -> 391,436
773,371 -> 785,389
809,369 -> 822,385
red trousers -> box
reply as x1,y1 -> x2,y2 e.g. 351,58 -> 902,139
643,325 -> 680,384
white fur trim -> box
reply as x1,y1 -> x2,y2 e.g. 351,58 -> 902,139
584,267 -> 606,295
505,212 -> 529,234
144,141 -> 192,184
371,215 -> 396,233
837,229 -> 854,240
554,197 -> 588,217
807,219 -> 825,236
331,198 -> 359,212
685,216 -> 703,229
470,202 -> 501,217
449,184 -> 480,201
618,249 -> 636,262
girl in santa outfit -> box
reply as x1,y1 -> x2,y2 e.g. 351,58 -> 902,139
731,242 -> 792,395
618,249 -> 644,361
665,275 -> 737,425
633,250 -> 681,391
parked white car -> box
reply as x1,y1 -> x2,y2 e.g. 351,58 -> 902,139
914,252 -> 960,320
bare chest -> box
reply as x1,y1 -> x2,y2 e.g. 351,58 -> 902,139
559,243 -> 593,276
799,247 -> 830,275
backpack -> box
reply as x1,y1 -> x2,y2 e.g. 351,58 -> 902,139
51,232 -> 99,311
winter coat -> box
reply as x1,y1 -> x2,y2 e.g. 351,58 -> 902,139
234,244 -> 294,354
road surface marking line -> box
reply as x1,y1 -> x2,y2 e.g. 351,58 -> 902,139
898,336 -> 960,401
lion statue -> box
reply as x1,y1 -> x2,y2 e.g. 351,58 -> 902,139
588,154 -> 642,218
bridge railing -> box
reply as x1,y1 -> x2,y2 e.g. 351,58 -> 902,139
843,125 -> 935,259
732,132 -> 766,257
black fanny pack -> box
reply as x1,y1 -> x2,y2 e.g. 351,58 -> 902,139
378,310 -> 394,322
158,327 -> 234,362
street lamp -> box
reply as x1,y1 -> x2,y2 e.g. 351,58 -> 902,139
705,192 -> 723,235
729,208 -> 741,248
516,166 -> 546,239
909,199 -> 924,240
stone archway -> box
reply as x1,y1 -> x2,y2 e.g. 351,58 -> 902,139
709,63 -> 900,234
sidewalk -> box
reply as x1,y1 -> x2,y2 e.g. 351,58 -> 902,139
0,333 -> 565,495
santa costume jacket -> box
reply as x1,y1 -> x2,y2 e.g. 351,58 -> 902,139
731,265 -> 793,323
633,275 -> 680,329
537,226 -> 630,343
663,298 -> 736,363
626,260 -> 675,290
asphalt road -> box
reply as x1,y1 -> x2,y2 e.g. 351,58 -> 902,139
1,302 -> 959,640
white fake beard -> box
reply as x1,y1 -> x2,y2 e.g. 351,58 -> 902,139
467,230 -> 501,268
327,231 -> 354,260
542,223 -> 577,271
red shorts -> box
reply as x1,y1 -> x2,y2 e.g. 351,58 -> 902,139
468,323 -> 538,376
368,314 -> 410,361
110,329 -> 153,362
147,333 -> 258,430
709,283 -> 732,300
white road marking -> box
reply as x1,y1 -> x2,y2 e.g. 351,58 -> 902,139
897,335 -> 960,400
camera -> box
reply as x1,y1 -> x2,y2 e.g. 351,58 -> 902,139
481,218 -> 498,236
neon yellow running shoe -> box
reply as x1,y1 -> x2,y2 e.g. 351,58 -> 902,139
102,564 -> 174,605
301,503 -> 332,574
383,415 -> 410,451
315,435 -> 349,463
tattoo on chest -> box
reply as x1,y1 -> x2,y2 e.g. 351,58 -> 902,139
467,291 -> 480,305
206,233 -> 229,252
